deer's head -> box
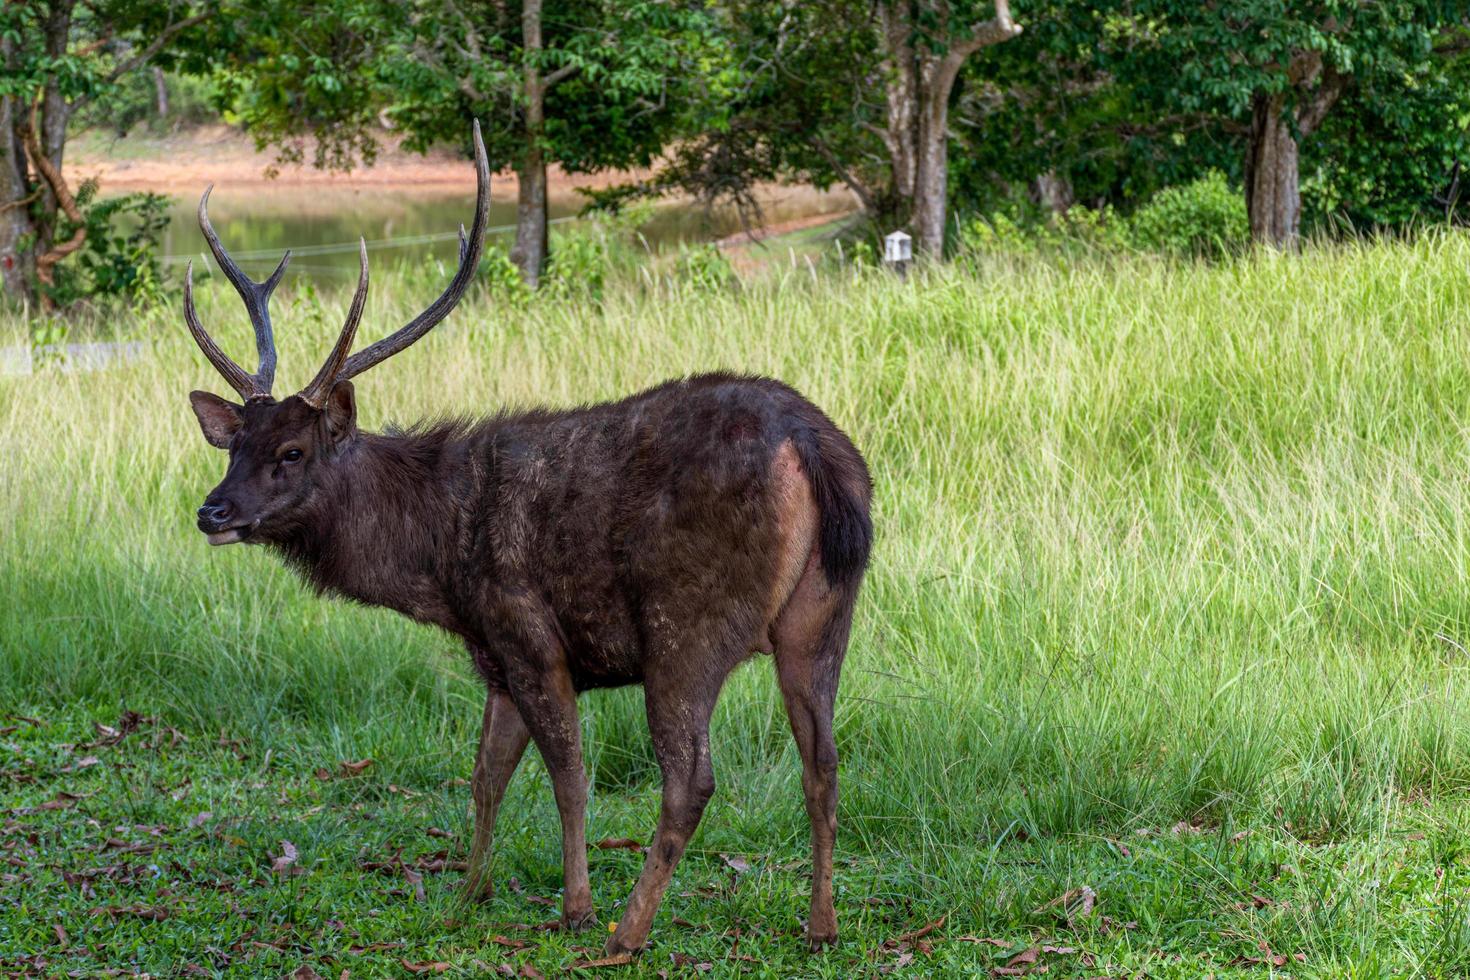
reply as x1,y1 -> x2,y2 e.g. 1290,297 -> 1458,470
187,122 -> 489,545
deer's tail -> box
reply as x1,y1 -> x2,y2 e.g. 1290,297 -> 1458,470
792,423 -> 873,591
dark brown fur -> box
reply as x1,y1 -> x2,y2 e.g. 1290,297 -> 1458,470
190,370 -> 873,953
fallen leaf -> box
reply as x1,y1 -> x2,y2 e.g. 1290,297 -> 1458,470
893,914 -> 946,945
490,936 -> 528,950
272,840 -> 299,874
596,838 -> 646,853
291,968 -> 324,980
1033,885 -> 1095,926
720,853 -> 751,873
400,960 -> 452,974
52,924 -> 68,947
315,768 -> 333,782
883,951 -> 914,972
347,942 -> 403,954
426,827 -> 454,839
188,811 -> 213,829
339,759 -> 374,776
61,756 -> 100,772
405,867 -> 426,903
89,904 -> 168,921
520,966 -> 544,979
670,952 -> 713,972
570,953 -> 633,969
1006,947 -> 1040,968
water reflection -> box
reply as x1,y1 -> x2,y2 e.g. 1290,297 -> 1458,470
158,186 -> 851,282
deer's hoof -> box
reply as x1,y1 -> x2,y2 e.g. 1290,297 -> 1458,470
807,929 -> 838,952
602,935 -> 642,959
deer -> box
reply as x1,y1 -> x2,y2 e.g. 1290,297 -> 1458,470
183,121 -> 873,956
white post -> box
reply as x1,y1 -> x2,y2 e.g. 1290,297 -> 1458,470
883,230 -> 912,279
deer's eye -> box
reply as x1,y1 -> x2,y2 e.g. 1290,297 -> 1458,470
281,448 -> 304,464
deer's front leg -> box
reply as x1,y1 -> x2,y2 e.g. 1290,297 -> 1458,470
492,619 -> 596,931
462,685 -> 530,902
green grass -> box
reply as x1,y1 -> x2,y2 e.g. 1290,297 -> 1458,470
7,237 -> 1470,975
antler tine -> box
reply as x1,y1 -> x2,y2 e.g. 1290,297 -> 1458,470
299,239 -> 370,409
183,261 -> 257,401
334,119 -> 491,383
198,185 -> 290,394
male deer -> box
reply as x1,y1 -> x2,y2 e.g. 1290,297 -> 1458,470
184,122 -> 872,955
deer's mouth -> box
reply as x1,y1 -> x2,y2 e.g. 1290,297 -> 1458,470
205,522 -> 256,546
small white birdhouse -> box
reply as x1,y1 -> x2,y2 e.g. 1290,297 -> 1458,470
884,230 -> 912,264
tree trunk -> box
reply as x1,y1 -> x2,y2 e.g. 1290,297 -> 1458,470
877,1 -> 919,212
877,0 -> 1021,257
0,92 -> 37,304
35,1 -> 75,264
0,28 -> 37,305
509,0 -> 550,286
1034,171 -> 1073,215
1244,92 -> 1301,249
911,74 -> 952,256
153,66 -> 169,120
512,153 -> 549,287
1244,51 -> 1348,251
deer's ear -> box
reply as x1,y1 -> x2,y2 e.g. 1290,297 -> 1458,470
324,380 -> 356,444
189,390 -> 242,449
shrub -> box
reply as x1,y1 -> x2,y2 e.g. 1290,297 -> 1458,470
1126,171 -> 1248,258
47,181 -> 171,311
671,243 -> 735,291
543,229 -> 609,301
958,205 -> 1129,256
476,246 -> 532,309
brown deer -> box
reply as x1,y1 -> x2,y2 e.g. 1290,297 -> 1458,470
184,121 -> 872,955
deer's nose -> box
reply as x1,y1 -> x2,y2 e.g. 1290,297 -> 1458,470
197,499 -> 234,530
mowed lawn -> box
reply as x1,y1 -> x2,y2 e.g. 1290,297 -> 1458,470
6,238 -> 1470,976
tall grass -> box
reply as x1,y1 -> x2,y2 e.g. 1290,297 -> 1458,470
7,236 -> 1470,876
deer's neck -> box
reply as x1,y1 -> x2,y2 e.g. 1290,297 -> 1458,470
276,430 -> 475,635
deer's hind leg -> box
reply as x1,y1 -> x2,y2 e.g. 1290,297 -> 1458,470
773,558 -> 856,950
604,633 -> 751,957
462,685 -> 531,902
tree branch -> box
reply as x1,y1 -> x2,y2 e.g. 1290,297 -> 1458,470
70,9 -> 213,112
947,0 -> 1023,65
805,132 -> 878,214
934,0 -> 1023,103
543,60 -> 581,89
1295,59 -> 1348,135
19,97 -> 85,308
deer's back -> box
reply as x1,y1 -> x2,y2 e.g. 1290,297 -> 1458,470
459,373 -> 865,690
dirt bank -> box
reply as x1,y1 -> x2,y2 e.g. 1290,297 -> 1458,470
65,125 -> 649,195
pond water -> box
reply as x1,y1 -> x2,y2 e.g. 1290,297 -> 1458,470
156,186 -> 852,284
